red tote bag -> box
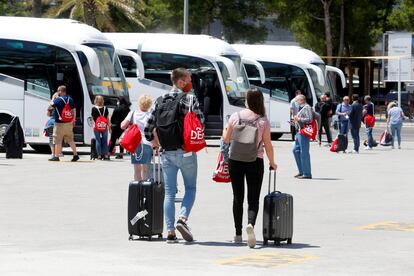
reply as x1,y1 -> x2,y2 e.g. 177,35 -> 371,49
120,112 -> 142,153
300,119 -> 318,140
183,96 -> 206,152
212,152 -> 231,183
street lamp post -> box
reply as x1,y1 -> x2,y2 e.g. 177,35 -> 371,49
183,0 -> 189,34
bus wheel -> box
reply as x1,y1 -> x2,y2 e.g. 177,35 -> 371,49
271,133 -> 283,141
0,115 -> 12,152
30,144 -> 52,154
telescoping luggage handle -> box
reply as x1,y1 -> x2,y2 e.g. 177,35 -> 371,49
268,167 -> 277,194
153,148 -> 161,184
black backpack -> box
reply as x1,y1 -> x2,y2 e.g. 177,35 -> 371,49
155,94 -> 186,150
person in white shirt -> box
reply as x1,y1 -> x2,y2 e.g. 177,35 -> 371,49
387,101 -> 406,149
121,95 -> 155,181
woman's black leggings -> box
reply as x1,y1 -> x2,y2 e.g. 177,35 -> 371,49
228,158 -> 264,236
108,126 -> 124,154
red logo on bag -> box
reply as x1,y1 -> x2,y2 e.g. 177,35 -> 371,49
58,97 -> 74,122
94,107 -> 108,132
212,152 -> 231,183
183,107 -> 206,152
300,119 -> 317,140
190,127 -> 204,142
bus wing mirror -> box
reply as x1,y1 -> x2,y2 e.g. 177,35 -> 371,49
241,58 -> 266,84
326,65 -> 346,88
115,48 -> 145,79
300,63 -> 324,86
76,45 -> 100,78
216,56 -> 238,82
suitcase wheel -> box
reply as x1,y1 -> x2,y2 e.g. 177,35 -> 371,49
148,236 -> 152,241
158,234 -> 163,239
128,235 -> 133,241
275,239 -> 281,246
287,238 -> 292,245
263,239 -> 268,246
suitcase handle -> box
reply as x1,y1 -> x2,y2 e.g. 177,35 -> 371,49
152,149 -> 161,184
268,167 -> 276,194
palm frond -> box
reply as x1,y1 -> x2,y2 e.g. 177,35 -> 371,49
53,0 -> 78,17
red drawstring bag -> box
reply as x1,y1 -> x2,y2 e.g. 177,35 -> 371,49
183,95 -> 206,152
212,152 -> 231,183
365,114 -> 375,128
56,97 -> 74,122
300,119 -> 318,140
120,112 -> 142,153
94,107 -> 109,132
330,138 -> 338,152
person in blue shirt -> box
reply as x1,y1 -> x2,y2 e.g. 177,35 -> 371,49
336,96 -> 352,136
48,85 -> 79,162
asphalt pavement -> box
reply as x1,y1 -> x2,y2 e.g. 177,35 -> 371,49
1,124 -> 414,275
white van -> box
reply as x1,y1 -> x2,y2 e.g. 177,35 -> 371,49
106,33 -> 266,137
234,44 -> 346,138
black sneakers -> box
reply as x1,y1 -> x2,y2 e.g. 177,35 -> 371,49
71,155 -> 80,162
176,219 -> 194,242
48,156 -> 60,162
166,234 -> 178,243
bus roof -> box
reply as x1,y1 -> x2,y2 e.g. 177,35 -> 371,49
0,16 -> 112,50
233,44 -> 324,65
105,33 -> 240,60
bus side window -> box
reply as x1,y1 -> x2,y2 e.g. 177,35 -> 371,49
119,56 -> 137,78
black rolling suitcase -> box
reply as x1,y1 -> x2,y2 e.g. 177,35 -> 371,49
335,134 -> 348,152
128,151 -> 164,240
90,138 -> 98,160
263,170 -> 293,246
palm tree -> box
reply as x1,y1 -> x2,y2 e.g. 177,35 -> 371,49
49,0 -> 145,31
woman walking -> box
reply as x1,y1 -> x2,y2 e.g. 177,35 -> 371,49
223,88 -> 277,248
387,102 -> 406,149
109,96 -> 131,159
292,94 -> 313,179
122,95 -> 154,181
91,95 -> 110,160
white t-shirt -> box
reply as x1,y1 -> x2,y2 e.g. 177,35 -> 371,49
127,110 -> 152,146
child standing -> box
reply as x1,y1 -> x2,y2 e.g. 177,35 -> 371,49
121,95 -> 154,181
91,95 -> 110,160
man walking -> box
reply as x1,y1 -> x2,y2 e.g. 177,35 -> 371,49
349,94 -> 363,153
48,85 -> 79,162
316,94 -> 333,146
336,96 -> 352,136
144,68 -> 204,243
363,95 -> 375,150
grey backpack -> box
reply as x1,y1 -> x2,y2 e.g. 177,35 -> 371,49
229,112 -> 261,162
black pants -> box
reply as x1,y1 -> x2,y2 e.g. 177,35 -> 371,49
108,126 -> 124,154
228,158 -> 264,236
319,118 -> 332,143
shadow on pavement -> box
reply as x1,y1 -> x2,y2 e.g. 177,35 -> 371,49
190,241 -> 319,249
256,243 -> 320,249
311,177 -> 342,181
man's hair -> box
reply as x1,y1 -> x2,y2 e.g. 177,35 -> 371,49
295,90 -> 302,96
343,96 -> 350,101
139,94 -> 153,112
352,94 -> 359,102
171,68 -> 191,85
364,95 -> 371,102
297,94 -> 306,101
324,92 -> 331,98
57,85 -> 66,94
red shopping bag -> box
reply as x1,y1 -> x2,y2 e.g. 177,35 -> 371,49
365,114 -> 375,128
120,124 -> 142,153
300,119 -> 318,140
212,152 -> 231,183
330,138 -> 338,152
183,96 -> 206,152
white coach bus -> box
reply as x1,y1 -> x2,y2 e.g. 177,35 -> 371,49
0,17 -> 133,152
233,44 -> 346,138
106,33 -> 266,137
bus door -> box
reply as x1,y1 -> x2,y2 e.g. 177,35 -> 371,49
23,63 -> 54,143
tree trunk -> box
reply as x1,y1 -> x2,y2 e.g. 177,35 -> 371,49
32,0 -> 42,17
83,0 -> 97,28
322,0 -> 333,65
346,43 -> 353,97
336,0 -> 345,68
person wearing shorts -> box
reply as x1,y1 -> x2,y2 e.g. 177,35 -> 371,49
48,85 -> 79,162
121,95 -> 154,181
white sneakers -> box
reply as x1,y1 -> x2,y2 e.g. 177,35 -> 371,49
246,224 -> 256,248
350,150 -> 359,154
364,146 -> 373,150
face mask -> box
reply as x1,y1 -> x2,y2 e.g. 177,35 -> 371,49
182,81 -> 193,93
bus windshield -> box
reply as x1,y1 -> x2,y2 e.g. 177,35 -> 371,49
80,44 -> 128,99
219,55 -> 250,106
310,63 -> 337,101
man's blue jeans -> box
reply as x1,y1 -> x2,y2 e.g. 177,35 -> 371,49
292,133 -> 311,177
339,120 -> 349,136
350,128 -> 360,152
161,149 -> 197,231
366,125 -> 374,148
